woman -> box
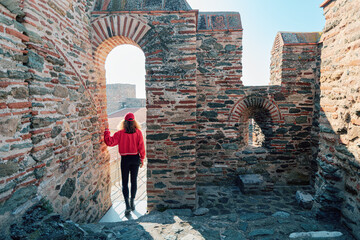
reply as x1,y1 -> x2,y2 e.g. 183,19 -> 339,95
104,112 -> 145,214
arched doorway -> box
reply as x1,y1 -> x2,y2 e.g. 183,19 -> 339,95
93,35 -> 147,221
105,44 -> 147,221
91,12 -> 199,213
229,96 -> 282,176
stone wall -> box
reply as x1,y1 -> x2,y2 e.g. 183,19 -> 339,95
3,0 -> 359,238
106,83 -> 136,113
315,0 -> 360,238
0,0 -> 112,234
195,30 -> 321,186
91,10 -> 199,210
270,32 -> 322,183
124,98 -> 146,109
195,12 -> 244,184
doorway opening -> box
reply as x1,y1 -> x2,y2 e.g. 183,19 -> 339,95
245,106 -> 273,150
248,118 -> 265,147
100,43 -> 147,222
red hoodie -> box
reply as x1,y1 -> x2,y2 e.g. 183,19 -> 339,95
104,129 -> 145,163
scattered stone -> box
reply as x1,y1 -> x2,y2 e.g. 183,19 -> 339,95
289,231 -> 343,239
193,208 -> 209,216
272,211 -> 290,218
296,191 -> 314,209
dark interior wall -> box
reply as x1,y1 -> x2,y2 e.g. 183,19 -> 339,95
315,0 -> 360,238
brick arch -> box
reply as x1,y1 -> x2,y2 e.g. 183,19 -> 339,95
91,15 -> 151,51
94,35 -> 142,66
229,96 -> 282,123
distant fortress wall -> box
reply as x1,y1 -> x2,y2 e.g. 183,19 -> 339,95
106,83 -> 145,113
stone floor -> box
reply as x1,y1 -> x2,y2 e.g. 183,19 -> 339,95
85,185 -> 355,240
100,200 -> 147,222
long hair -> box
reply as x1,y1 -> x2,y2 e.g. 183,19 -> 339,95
119,119 -> 141,133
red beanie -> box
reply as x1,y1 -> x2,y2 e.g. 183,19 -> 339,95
125,112 -> 135,121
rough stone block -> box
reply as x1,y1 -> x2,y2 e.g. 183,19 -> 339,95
238,174 -> 268,194
0,117 -> 20,137
0,162 -> 19,177
193,208 -> 209,216
296,191 -> 314,209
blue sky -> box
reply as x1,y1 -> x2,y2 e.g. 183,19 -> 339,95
106,0 -> 325,97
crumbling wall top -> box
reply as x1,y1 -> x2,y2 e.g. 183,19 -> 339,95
198,12 -> 242,31
278,32 -> 322,45
320,0 -> 334,8
93,0 -> 192,12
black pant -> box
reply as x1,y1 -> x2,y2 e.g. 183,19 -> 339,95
121,155 -> 140,199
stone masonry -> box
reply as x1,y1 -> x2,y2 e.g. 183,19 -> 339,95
314,0 -> 360,238
0,0 -> 360,239
196,30 -> 321,185
0,0 -> 111,235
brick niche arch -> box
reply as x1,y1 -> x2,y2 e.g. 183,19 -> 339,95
229,96 -> 282,123
228,96 -> 283,150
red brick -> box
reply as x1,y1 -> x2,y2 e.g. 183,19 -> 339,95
5,28 -> 29,42
0,103 -> 7,109
178,30 -> 195,34
5,138 -> 21,143
7,102 -> 31,109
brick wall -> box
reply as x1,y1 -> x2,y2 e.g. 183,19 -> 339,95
195,30 -> 321,186
270,32 -> 322,183
0,0 -> 111,233
91,11 -> 199,210
195,22 -> 244,184
3,1 -> 358,237
315,0 -> 360,238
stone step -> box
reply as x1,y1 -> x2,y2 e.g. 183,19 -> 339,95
289,231 -> 343,239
